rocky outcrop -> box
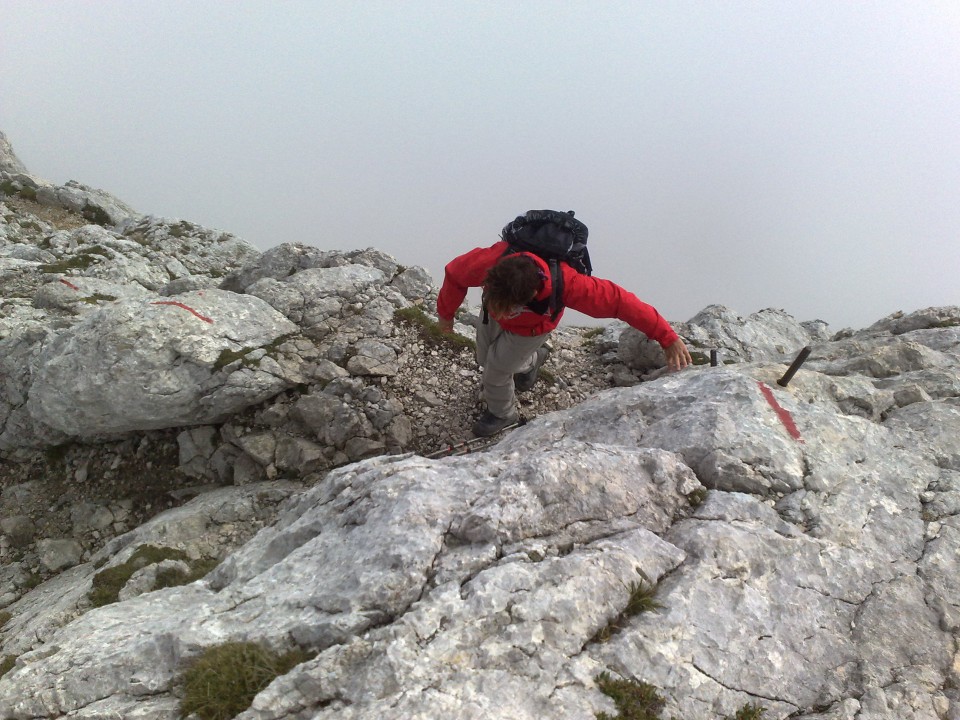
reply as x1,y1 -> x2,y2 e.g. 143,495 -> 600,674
2,130 -> 960,719
0,132 -> 27,174
619,304 -> 832,371
2,312 -> 960,718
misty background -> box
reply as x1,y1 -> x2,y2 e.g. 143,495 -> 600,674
1,1 -> 957,330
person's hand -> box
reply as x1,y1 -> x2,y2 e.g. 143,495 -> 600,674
664,339 -> 692,371
437,317 -> 454,334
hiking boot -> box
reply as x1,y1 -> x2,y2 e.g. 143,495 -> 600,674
514,346 -> 550,392
471,410 -> 519,438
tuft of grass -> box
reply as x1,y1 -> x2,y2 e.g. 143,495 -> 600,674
595,672 -> 666,720
623,580 -> 664,616
539,367 -> 558,386
180,641 -> 312,720
594,580 -> 663,643
0,610 -> 11,628
725,703 -> 766,720
394,306 -> 476,351
22,573 -> 42,590
0,655 -> 16,679
77,293 -> 118,305
89,544 -> 202,607
686,487 -> 708,507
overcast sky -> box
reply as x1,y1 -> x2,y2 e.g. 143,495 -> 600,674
2,1 -> 957,330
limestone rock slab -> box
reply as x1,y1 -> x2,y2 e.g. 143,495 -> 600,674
27,290 -> 300,439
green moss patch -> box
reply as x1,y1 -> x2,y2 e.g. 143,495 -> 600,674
214,334 -> 294,371
180,641 -> 312,720
394,306 -> 476,351
0,610 -> 11,628
686,487 -> 708,507
214,346 -> 257,370
81,203 -> 111,226
0,182 -> 36,201
39,256 -> 97,274
77,293 -> 118,305
155,557 -> 220,590
0,655 -> 16,679
89,544 -> 215,608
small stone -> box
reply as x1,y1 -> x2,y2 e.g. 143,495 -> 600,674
37,538 -> 83,572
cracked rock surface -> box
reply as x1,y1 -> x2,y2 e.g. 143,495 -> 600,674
3,320 -> 960,718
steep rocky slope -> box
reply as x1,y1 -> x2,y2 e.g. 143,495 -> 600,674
2,133 -> 960,719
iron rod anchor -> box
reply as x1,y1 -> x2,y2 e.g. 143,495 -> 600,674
777,346 -> 812,387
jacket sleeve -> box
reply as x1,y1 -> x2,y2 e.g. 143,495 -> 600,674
436,242 -> 508,321
563,270 -> 679,347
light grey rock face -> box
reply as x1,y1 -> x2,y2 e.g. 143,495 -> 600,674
0,132 -> 28,173
346,338 -> 399,376
389,264 -> 434,301
0,482 -> 301,661
120,216 -> 261,279
218,241 -> 345,293
0,204 -> 430,463
620,304 -> 829,371
0,438 -> 699,719
22,290 -> 300,441
35,538 -> 83,572
247,264 -> 389,331
3,304 -> 960,720
35,179 -> 141,227
863,306 -> 960,336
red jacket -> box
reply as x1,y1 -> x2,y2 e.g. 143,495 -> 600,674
437,241 -> 679,347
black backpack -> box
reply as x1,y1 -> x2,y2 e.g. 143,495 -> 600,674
499,209 -> 592,321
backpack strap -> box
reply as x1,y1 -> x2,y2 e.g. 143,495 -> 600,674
522,257 -> 564,321
548,259 -> 564,321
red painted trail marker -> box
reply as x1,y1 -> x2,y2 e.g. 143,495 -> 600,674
151,301 -> 214,324
757,381 -> 804,443
59,278 -> 80,291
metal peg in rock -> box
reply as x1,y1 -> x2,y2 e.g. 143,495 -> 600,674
710,350 -> 719,367
777,346 -> 812,387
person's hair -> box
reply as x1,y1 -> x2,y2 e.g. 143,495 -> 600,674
484,255 -> 542,319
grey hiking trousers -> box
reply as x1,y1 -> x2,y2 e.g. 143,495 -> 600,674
475,319 -> 550,418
